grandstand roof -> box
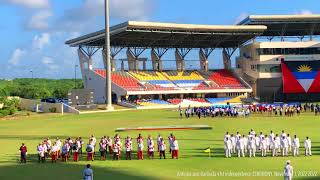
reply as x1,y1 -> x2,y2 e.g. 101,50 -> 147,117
238,15 -> 320,36
66,21 -> 266,48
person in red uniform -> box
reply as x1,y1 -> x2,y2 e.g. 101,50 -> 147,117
19,143 -> 27,163
137,134 -> 144,160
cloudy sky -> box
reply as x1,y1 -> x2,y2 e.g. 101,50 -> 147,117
0,0 -> 319,79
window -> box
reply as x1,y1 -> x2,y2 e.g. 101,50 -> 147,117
257,64 -> 281,73
257,47 -> 320,55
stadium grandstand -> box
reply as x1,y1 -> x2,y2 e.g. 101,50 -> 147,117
66,15 -> 320,108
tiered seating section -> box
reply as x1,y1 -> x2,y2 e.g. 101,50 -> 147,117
164,71 -> 204,88
95,70 -> 146,91
94,69 -> 246,91
129,71 -> 176,89
204,70 -> 244,88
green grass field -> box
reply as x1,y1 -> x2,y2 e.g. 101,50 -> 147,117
0,109 -> 319,180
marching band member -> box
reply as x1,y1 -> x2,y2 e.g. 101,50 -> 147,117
147,136 -> 155,159
61,141 -> 69,162
292,135 -> 300,157
137,136 -> 144,160
125,136 -> 132,160
304,137 -> 312,156
106,136 -> 113,154
112,142 -> 120,160
56,137 -> 62,159
172,137 -> 179,159
86,140 -> 94,161
168,133 -> 174,154
99,139 -> 107,161
37,143 -> 45,163
224,137 -> 232,158
72,139 -> 79,162
159,138 -> 166,159
51,143 -> 58,163
157,134 -> 162,152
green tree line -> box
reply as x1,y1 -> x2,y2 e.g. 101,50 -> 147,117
0,78 -> 83,99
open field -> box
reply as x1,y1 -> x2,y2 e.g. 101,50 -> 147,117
0,109 -> 319,180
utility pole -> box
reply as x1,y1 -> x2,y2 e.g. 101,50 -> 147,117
30,70 -> 33,79
105,0 -> 114,110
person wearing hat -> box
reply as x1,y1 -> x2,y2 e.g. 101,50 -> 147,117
83,164 -> 94,180
284,160 -> 293,180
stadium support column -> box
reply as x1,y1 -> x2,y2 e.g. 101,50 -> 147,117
175,48 -> 191,71
78,47 -> 100,88
199,48 -> 214,72
104,0 -> 113,110
127,47 -> 146,71
151,48 -> 168,71
108,47 -> 123,71
222,48 -> 237,70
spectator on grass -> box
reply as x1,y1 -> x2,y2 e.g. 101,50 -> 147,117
83,164 -> 94,180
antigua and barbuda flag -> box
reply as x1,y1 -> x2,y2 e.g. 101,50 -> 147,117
281,60 -> 320,93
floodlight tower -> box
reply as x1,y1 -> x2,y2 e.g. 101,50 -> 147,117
104,0 -> 114,110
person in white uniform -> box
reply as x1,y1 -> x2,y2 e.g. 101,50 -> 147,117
248,137 -> 256,157
281,136 -> 289,157
284,160 -> 293,180
224,137 -> 232,158
304,136 -> 312,156
230,134 -> 236,154
292,135 -> 300,157
236,136 -> 245,157
287,134 -> 292,153
260,136 -> 267,157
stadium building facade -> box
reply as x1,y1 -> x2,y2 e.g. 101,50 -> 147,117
66,15 -> 320,106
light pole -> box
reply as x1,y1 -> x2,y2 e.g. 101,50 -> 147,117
74,65 -> 78,89
105,0 -> 113,110
30,70 -> 33,79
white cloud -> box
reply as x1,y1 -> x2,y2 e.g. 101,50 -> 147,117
41,56 -> 53,65
33,33 -> 50,50
53,0 -> 155,32
0,0 -> 49,9
234,12 -> 248,24
298,10 -> 313,15
27,10 -> 52,30
8,48 -> 26,65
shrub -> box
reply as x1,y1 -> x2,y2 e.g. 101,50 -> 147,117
49,107 -> 57,113
0,109 -> 10,117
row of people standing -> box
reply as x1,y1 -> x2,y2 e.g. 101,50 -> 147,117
29,134 -> 179,163
224,129 -> 312,158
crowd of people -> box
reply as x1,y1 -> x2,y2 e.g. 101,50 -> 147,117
19,133 -> 180,163
224,129 -> 312,158
178,103 -> 320,119
179,105 -> 250,119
